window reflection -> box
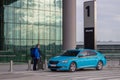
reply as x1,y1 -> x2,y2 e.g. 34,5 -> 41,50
1,0 -> 63,61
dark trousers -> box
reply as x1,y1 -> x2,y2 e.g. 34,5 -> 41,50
33,59 -> 38,70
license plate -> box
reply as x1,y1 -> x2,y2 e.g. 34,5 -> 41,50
51,64 -> 56,67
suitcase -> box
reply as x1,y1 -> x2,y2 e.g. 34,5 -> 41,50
37,59 -> 44,70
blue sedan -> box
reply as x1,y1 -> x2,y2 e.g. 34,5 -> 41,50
48,49 -> 107,72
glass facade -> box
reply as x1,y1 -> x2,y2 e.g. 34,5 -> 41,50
0,0 -> 63,62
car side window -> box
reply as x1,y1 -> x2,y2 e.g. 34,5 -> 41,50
80,50 -> 88,57
81,50 -> 97,57
87,50 -> 97,56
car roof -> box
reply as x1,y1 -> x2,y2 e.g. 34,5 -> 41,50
66,49 -> 97,52
66,49 -> 81,51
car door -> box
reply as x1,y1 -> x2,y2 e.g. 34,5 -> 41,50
86,50 -> 98,67
77,50 -> 89,68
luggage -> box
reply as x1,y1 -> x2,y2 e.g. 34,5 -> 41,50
37,59 -> 44,70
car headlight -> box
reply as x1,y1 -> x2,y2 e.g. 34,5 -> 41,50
62,60 -> 68,63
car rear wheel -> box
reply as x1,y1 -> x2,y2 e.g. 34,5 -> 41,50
69,62 -> 76,72
96,61 -> 103,70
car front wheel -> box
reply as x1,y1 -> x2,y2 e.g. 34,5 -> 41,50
96,61 -> 103,70
69,62 -> 76,72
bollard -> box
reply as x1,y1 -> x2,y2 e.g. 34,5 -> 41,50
119,59 -> 120,65
28,60 -> 31,71
9,60 -> 13,72
45,59 -> 48,70
111,58 -> 114,68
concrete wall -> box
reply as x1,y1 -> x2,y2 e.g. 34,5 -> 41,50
63,0 -> 76,50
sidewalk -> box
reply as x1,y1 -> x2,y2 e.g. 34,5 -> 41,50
0,62 -> 120,80
0,63 -> 29,73
0,60 -> 120,73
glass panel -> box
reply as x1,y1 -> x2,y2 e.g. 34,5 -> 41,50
7,7 -> 14,23
27,24 -> 33,39
50,0 -> 55,11
44,0 -> 50,11
33,25 -> 38,39
50,12 -> 56,26
27,40 -> 33,46
45,26 -> 49,40
39,0 -> 45,10
33,40 -> 38,46
39,40 -> 45,46
14,0 -> 21,8
28,0 -> 34,8
21,0 -> 28,8
14,40 -> 20,46
56,12 -> 61,27
7,24 -> 13,39
45,40 -> 49,46
33,0 -> 39,9
56,41 -> 61,45
56,27 -> 61,40
55,0 -> 62,11
39,26 -> 45,39
20,9 -> 28,24
33,10 -> 39,24
4,23 -> 7,38
45,40 -> 50,54
14,8 -> 21,23
4,6 -> 8,22
45,11 -> 50,25
39,11 -> 45,24
28,9 -> 34,24
56,41 -> 62,54
21,40 -> 26,46
49,40 -> 56,54
21,24 -> 27,39
14,24 -> 21,39
50,27 -> 56,40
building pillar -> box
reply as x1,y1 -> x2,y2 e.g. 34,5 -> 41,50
63,0 -> 76,50
84,0 -> 97,49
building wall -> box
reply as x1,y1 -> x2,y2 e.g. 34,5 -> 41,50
0,0 -> 63,62
76,44 -> 120,53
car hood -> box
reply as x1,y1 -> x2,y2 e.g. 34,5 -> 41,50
49,56 -> 76,61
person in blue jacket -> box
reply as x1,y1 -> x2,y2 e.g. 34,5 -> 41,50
33,44 -> 41,71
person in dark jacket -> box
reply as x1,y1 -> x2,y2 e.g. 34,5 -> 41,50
33,44 -> 41,71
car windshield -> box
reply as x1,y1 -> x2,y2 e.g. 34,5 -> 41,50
61,50 -> 80,56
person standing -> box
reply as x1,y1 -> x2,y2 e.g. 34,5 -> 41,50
33,44 -> 41,71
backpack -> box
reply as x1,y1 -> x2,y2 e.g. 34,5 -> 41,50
30,48 -> 35,57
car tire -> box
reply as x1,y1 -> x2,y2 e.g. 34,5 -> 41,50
69,62 -> 76,72
50,69 -> 56,71
96,61 -> 103,70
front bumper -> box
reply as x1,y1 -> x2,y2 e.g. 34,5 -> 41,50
48,62 -> 70,71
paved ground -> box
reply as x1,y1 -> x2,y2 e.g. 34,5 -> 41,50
0,60 -> 120,80
0,68 -> 120,80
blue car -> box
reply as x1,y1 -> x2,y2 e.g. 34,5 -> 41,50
48,49 -> 107,72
